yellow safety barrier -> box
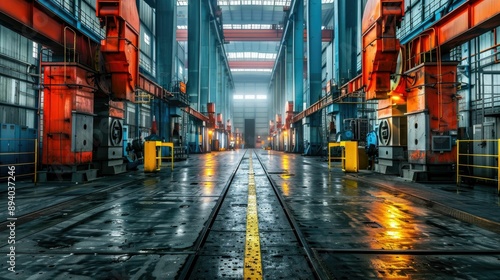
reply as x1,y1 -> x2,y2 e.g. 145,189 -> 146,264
144,141 -> 174,172
328,141 -> 359,172
456,139 -> 500,195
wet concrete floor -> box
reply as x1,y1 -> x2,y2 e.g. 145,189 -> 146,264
1,149 -> 499,279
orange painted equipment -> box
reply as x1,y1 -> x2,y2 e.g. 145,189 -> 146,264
276,114 -> 283,130
97,0 -> 140,101
405,62 -> 458,165
179,81 -> 187,93
42,63 -> 95,165
405,0 -> 500,68
227,119 -> 232,134
362,0 -> 404,100
285,101 -> 294,129
207,103 -> 216,129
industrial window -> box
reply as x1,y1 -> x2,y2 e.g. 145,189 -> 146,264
32,42 -> 38,59
218,0 -> 291,5
227,52 -> 276,60
231,69 -> 272,72
223,24 -> 273,30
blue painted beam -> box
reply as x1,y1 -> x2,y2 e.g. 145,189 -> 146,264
307,0 -> 322,105
188,0 -> 201,108
269,0 -> 300,89
293,0 -> 304,114
157,0 -> 176,89
199,1 -> 210,110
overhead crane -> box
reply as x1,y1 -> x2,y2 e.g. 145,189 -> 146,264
0,0 -> 205,179
288,0 -> 500,181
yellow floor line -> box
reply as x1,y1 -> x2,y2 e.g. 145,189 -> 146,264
244,156 -> 262,279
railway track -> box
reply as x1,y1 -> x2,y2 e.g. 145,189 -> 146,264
178,150 -> 329,279
2,150 -> 499,279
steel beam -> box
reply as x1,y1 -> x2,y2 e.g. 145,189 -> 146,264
228,60 -> 275,68
291,74 -> 364,124
435,0 -> 500,51
138,73 -> 173,100
176,29 -> 333,42
182,107 -> 210,123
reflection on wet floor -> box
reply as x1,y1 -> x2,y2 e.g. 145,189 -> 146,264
1,150 -> 499,279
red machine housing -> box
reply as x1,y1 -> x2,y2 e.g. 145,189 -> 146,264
42,63 -> 95,165
207,102 -> 216,129
405,62 -> 458,165
362,0 -> 404,100
97,0 -> 140,101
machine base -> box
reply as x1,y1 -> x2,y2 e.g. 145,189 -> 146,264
402,164 -> 456,183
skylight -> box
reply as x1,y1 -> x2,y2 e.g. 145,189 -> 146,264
179,0 -> 332,6
231,69 -> 273,72
218,1 -> 292,5
223,24 -> 274,30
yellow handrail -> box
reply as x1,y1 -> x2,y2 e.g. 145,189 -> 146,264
456,139 -> 500,195
144,141 -> 174,172
328,141 -> 359,172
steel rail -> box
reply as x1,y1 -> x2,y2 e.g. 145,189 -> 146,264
255,151 -> 332,280
176,150 -> 248,280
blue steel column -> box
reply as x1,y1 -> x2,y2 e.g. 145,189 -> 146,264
188,0 -> 201,111
306,0 -> 322,154
157,0 -> 176,141
333,0 -> 357,127
286,41 -> 294,103
293,0 -> 304,153
188,0 -> 202,152
211,28 -> 219,112
200,1 -> 210,112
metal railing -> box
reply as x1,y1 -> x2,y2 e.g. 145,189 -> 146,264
328,141 -> 359,172
0,138 -> 38,182
144,141 -> 174,172
456,139 -> 500,195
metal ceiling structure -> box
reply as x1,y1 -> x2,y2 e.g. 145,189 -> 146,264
177,0 -> 335,89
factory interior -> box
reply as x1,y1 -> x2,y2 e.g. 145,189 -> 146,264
1,0 -> 500,279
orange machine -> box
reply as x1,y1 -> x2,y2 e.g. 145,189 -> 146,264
361,0 -> 407,174
405,62 -> 459,165
362,0 -> 404,100
207,102 -> 216,129
42,63 -> 95,166
96,0 -> 140,101
362,0 -> 500,179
